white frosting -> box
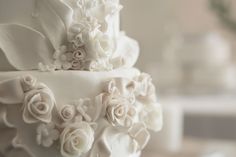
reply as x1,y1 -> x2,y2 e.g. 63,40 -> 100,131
0,68 -> 163,157
0,0 -> 138,71
0,68 -> 140,103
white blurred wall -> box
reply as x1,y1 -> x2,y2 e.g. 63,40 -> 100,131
120,0 -> 236,94
121,0 -> 220,68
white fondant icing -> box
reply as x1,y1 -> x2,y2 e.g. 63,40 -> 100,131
0,24 -> 53,70
0,0 -> 39,29
47,0 -> 73,30
0,50 -> 16,71
35,0 -> 67,50
0,68 -> 140,103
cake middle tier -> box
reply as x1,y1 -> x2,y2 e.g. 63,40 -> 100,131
0,68 -> 140,103
0,68 -> 162,157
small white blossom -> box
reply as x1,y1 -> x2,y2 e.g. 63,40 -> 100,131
36,123 -> 60,147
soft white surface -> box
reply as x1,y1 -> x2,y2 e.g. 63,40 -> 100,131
178,32 -> 231,66
160,95 -> 236,116
0,68 -> 140,104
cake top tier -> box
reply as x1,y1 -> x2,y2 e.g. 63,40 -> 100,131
0,0 -> 139,71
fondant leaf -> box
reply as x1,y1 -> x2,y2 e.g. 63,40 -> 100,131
61,0 -> 77,10
47,0 -> 73,29
0,24 -> 53,70
36,0 -> 67,49
0,50 -> 15,71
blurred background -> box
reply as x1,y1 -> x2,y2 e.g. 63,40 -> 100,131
121,0 -> 236,157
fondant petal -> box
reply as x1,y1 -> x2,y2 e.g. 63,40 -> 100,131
61,0 -> 77,10
47,0 -> 73,29
0,106 -> 14,128
0,77 -> 24,104
112,33 -> 140,68
0,24 -> 53,70
36,0 -> 67,49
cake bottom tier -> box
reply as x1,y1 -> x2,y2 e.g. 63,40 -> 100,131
0,68 -> 162,157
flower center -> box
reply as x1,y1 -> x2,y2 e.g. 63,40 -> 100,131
115,106 -> 125,118
62,107 -> 74,120
33,102 -> 49,115
73,50 -> 84,59
64,110 -> 71,117
25,76 -> 33,82
71,60 -> 82,69
72,137 -> 80,147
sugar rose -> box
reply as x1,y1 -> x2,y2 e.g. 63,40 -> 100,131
23,84 -> 55,124
106,96 -> 135,127
60,122 -> 94,157
90,32 -> 114,59
59,104 -> 76,122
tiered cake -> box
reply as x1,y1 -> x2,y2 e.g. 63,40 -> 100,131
0,0 -> 162,157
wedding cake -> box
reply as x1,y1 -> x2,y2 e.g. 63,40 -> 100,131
0,0 -> 162,157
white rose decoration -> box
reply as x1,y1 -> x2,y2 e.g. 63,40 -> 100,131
59,105 -> 76,122
60,122 -> 94,157
71,60 -> 83,70
23,84 -> 55,124
73,48 -> 86,60
88,31 -> 114,59
87,59 -> 113,71
71,32 -> 90,49
106,96 -> 135,127
21,75 -> 37,92
106,78 -> 137,102
94,33 -> 114,58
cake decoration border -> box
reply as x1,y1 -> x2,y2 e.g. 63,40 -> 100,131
0,73 -> 162,157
